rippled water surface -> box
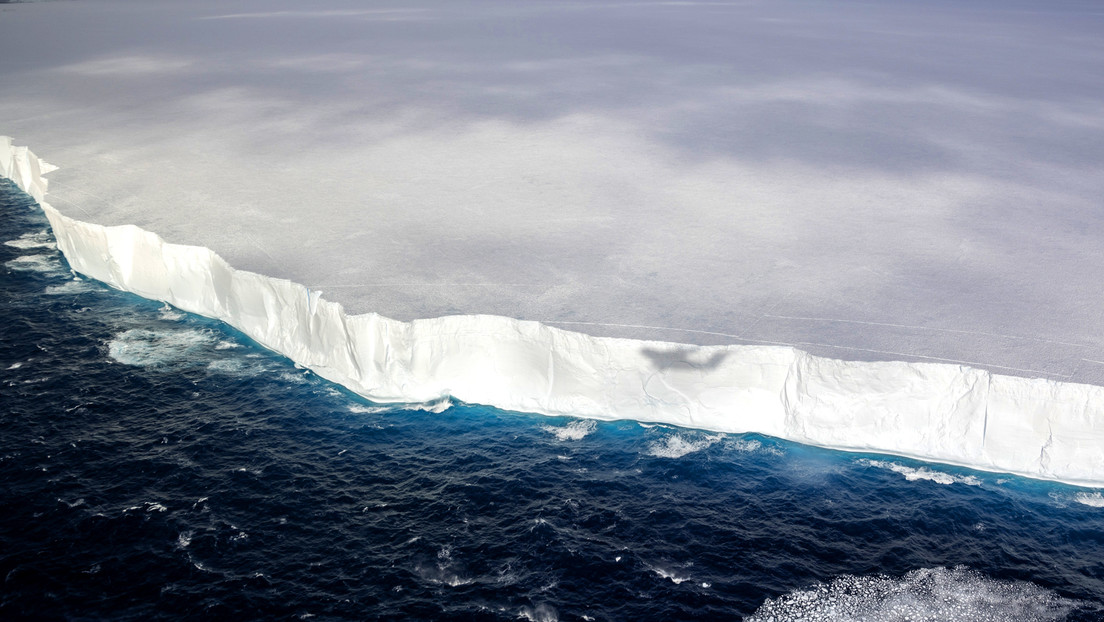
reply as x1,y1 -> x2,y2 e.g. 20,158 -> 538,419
3,178 -> 1104,620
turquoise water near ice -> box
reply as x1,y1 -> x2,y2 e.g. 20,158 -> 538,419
3,178 -> 1104,620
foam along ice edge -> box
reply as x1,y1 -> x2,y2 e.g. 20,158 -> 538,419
4,136 -> 1103,487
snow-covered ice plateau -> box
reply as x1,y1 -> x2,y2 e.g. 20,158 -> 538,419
6,136 -> 1104,486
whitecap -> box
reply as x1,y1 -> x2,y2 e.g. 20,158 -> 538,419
348,403 -> 390,414
646,433 -> 721,459
542,419 -> 596,441
409,398 -> 452,413
4,231 -> 55,250
746,566 -> 1081,622
215,340 -> 242,350
44,279 -> 93,295
648,564 -> 691,585
1074,492 -> 1104,508
206,358 -> 257,375
518,603 -> 558,622
728,439 -> 761,452
5,254 -> 63,273
158,304 -> 184,321
108,328 -> 217,367
178,531 -> 193,548
6,362 -> 22,370
860,459 -> 982,486
278,371 -> 311,384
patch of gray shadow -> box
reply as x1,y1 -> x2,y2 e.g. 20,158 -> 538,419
641,346 -> 729,372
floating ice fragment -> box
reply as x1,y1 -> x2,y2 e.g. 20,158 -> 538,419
746,566 -> 1081,622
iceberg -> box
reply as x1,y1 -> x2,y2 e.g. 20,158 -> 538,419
5,136 -> 1104,486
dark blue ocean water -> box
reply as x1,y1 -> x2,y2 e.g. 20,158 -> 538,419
3,178 -> 1104,621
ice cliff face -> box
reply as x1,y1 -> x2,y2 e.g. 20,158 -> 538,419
5,136 -> 1104,487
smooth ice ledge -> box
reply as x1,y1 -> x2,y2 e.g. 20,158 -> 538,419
5,137 -> 1104,487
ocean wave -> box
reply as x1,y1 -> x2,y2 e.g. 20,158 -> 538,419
5,253 -> 63,273
9,136 -> 1104,487
860,459 -> 982,486
542,419 -> 596,441
44,279 -> 93,295
1073,492 -> 1104,508
646,433 -> 722,459
4,230 -> 55,249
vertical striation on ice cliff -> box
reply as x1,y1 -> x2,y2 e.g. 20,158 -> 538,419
4,137 -> 1103,487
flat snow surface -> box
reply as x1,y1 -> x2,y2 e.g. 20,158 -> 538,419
2,0 -> 1104,382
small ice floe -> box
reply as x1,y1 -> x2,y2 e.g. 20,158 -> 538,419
859,459 -> 981,486
745,566 -> 1080,621
646,433 -> 721,459
541,419 -> 596,441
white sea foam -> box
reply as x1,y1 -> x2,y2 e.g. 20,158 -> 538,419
646,433 -> 722,459
4,231 -> 55,249
860,459 -> 982,486
44,279 -> 93,295
542,419 -> 596,441
1074,492 -> 1104,508
746,567 -> 1080,622
207,358 -> 250,374
5,254 -> 62,273
648,564 -> 691,585
347,403 -> 390,414
215,340 -> 242,350
518,604 -> 558,622
158,304 -> 184,321
9,137 -> 1104,487
107,328 -> 217,367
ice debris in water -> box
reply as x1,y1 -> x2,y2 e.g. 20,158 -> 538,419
860,459 -> 982,486
542,419 -> 596,441
746,566 -> 1080,622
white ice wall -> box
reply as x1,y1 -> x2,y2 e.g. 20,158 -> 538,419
5,137 -> 1103,487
